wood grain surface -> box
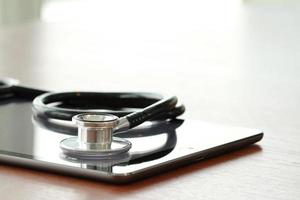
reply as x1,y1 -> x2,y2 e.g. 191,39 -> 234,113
0,0 -> 300,199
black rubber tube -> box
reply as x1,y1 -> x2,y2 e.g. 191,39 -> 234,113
126,96 -> 179,128
1,78 -> 185,122
33,92 -> 185,121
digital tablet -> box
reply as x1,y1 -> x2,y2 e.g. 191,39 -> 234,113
0,100 -> 263,183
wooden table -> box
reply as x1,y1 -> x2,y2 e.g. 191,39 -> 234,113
0,0 -> 299,199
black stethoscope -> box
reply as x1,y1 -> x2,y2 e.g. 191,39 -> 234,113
0,78 -> 185,159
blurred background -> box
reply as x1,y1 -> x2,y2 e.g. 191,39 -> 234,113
0,0 -> 299,130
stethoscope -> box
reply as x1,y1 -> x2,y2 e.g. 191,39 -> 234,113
0,78 -> 185,159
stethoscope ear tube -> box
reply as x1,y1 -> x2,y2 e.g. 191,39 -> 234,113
0,77 -> 47,100
12,85 -> 47,100
0,78 -> 18,99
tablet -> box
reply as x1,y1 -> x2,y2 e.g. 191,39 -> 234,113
0,100 -> 263,183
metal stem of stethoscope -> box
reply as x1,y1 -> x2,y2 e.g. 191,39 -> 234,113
60,113 -> 132,158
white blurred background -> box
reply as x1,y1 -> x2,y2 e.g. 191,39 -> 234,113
0,0 -> 299,129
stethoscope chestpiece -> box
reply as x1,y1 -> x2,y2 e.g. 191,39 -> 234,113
60,113 -> 132,159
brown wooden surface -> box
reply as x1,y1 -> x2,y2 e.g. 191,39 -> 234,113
0,0 -> 300,199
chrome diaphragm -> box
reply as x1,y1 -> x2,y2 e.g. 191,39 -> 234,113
60,113 -> 132,159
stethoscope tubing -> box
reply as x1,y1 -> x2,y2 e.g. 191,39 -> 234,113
1,78 -> 185,126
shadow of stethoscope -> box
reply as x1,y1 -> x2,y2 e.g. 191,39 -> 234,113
33,113 -> 184,172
